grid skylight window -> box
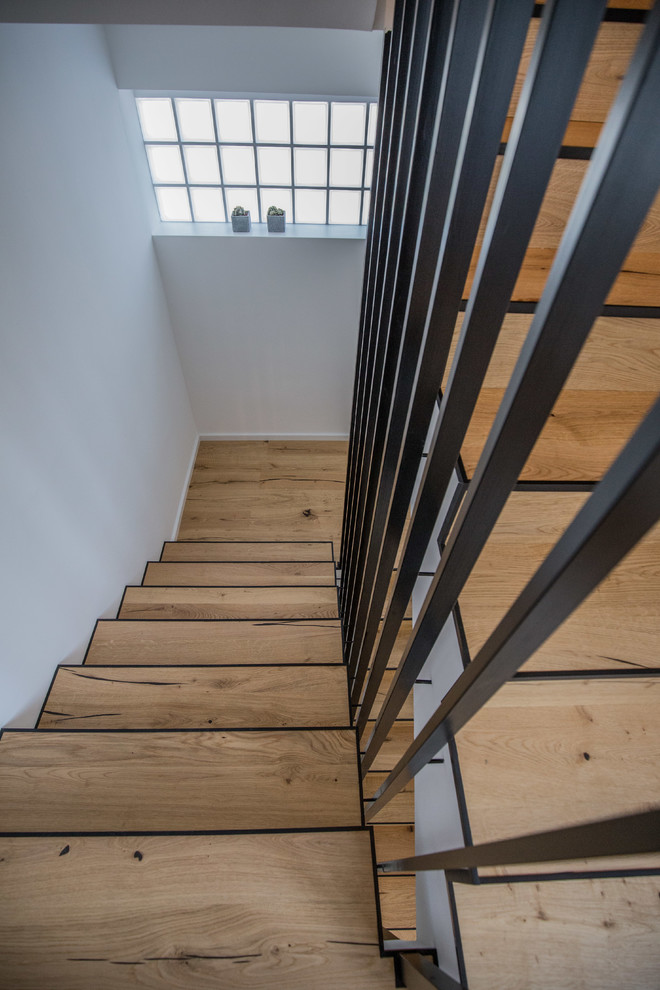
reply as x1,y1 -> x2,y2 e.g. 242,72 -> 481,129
138,96 -> 377,225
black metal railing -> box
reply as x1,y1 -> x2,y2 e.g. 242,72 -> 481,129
341,0 -> 660,983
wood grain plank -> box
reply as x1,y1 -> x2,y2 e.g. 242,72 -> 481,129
178,441 -> 348,553
446,314 -> 660,393
364,773 -> 414,825
0,729 -> 361,832
362,721 -> 414,773
455,876 -> 660,990
509,21 -> 642,124
118,586 -> 339,621
378,876 -> 416,931
38,665 -> 350,730
0,831 -> 395,990
143,561 -> 336,587
363,669 -> 415,721
162,541 -> 334,562
372,824 -> 415,867
456,678 -> 660,873
86,619 -> 343,665
458,493 -> 660,671
460,388 -> 657,482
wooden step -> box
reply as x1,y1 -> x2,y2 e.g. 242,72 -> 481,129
364,772 -> 414,825
372,824 -> 415,870
454,875 -> 660,990
364,669 -> 415,721
118,585 -> 339,620
460,388 -> 656,482
362,721 -> 414,773
0,830 -> 395,990
458,492 -> 660,672
178,440 -> 347,553
378,876 -> 416,931
143,560 -> 336,587
162,540 -> 334,561
38,665 -> 350,730
455,678 -> 660,875
0,729 -> 361,832
86,618 -> 343,665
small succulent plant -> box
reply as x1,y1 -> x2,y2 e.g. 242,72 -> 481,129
232,205 -> 248,216
267,205 -> 285,216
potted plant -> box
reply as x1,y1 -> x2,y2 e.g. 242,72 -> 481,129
231,205 -> 251,232
266,205 -> 286,233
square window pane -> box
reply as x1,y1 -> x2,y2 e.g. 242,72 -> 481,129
215,99 -> 253,143
361,190 -> 371,225
295,188 -> 326,224
294,148 -> 327,187
183,145 -> 221,184
190,187 -> 226,222
331,102 -> 367,145
225,188 -> 260,223
367,103 -> 378,146
136,98 -> 177,141
155,186 -> 191,221
329,189 -> 361,224
254,100 -> 290,143
175,99 -> 214,141
330,148 -> 363,187
293,101 -> 328,144
257,146 -> 291,186
147,145 -> 185,184
220,146 -> 256,185
364,148 -> 374,189
260,188 -> 293,222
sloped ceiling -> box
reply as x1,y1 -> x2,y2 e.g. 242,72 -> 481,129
0,0 -> 380,30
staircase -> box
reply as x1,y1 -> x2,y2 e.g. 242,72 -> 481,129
0,527 -> 397,986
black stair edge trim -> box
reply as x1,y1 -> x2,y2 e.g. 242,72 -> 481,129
57,662 -> 347,669
513,668 -> 660,680
0,725 -> 356,737
532,4 -> 647,21
127,583 -> 338,590
474,867 -> 660,884
0,825 -> 374,838
458,301 -> 660,317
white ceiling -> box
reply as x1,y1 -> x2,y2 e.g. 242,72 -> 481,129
0,0 -> 380,30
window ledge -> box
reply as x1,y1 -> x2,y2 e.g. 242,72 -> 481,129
153,221 -> 366,239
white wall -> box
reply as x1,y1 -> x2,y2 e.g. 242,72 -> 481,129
0,24 -> 197,727
154,235 -> 365,435
105,24 -> 383,96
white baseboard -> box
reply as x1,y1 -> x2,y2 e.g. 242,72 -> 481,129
171,435 -> 200,540
198,433 -> 349,441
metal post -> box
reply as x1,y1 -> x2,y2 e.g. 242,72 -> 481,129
354,0 -> 606,730
366,393 -> 660,815
362,0 -> 660,772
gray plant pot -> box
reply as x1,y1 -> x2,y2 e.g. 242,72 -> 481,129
231,212 -> 251,232
267,212 -> 286,233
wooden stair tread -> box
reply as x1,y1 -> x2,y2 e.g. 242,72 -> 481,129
86,619 -> 343,665
446,314 -> 660,395
361,721 -> 414,773
363,669 -> 414,721
455,678 -> 660,875
454,876 -> 660,990
0,729 -> 361,832
372,824 -> 415,870
460,388 -> 657,483
377,876 -> 416,932
458,492 -> 660,672
364,772 -> 414,825
118,585 -> 339,621
178,440 -> 347,553
143,560 -> 336,587
162,540 -> 334,561
38,665 -> 350,730
0,831 -> 394,990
